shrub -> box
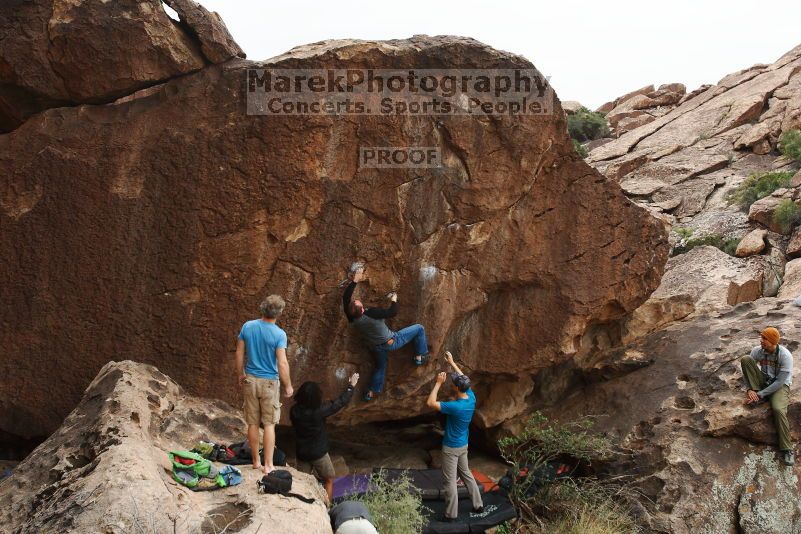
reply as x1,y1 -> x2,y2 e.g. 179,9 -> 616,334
727,171 -> 794,211
497,413 -> 638,534
779,129 -> 801,162
671,233 -> 739,257
499,412 -> 612,470
567,108 -> 610,143
572,139 -> 588,158
674,227 -> 694,240
773,199 -> 801,234
353,470 -> 427,534
527,479 -> 640,534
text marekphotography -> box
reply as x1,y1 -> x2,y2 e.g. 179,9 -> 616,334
359,147 -> 442,169
247,69 -> 553,116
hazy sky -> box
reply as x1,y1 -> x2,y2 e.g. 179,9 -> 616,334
194,0 -> 799,110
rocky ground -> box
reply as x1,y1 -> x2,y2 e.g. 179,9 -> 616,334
0,360 -> 332,534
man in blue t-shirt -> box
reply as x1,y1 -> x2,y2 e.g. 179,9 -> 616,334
235,294 -> 294,474
426,351 -> 484,522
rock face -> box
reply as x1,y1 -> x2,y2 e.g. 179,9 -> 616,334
527,297 -> 801,534
0,0 -> 243,132
652,246 -> 769,312
597,83 -> 687,136
0,26 -> 669,439
590,46 -> 801,182
589,43 -> 801,315
0,360 -> 331,534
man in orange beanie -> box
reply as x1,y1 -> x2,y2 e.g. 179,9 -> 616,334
740,327 -> 794,466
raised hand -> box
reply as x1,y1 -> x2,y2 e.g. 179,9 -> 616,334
444,351 -> 463,375
436,372 -> 447,385
353,267 -> 365,283
350,373 -> 360,387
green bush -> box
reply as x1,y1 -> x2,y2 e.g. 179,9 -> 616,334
527,480 -> 640,534
353,470 -> 427,534
497,490 -> 638,534
498,412 -> 637,534
499,412 -> 612,470
671,233 -> 739,257
779,129 -> 801,162
773,198 -> 801,234
572,139 -> 588,158
567,108 -> 610,143
727,171 -> 794,211
497,413 -> 637,534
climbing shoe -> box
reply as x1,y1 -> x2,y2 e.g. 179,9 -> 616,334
782,450 -> 795,466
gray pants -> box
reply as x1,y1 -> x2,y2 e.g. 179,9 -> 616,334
442,445 -> 483,519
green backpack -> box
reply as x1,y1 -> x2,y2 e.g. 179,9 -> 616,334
169,450 -> 223,489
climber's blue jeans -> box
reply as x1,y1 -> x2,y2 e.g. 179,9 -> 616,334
368,324 -> 429,393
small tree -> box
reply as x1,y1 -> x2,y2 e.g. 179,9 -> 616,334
567,108 -> 610,142
498,413 -> 611,516
497,413 -> 639,533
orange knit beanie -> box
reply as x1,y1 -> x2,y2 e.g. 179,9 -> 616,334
761,327 -> 780,345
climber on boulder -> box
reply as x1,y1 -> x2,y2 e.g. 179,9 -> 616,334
740,327 -> 795,466
342,264 -> 429,401
235,294 -> 294,474
426,351 -> 484,522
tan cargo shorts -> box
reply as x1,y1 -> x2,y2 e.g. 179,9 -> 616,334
297,452 -> 337,480
243,375 -> 281,426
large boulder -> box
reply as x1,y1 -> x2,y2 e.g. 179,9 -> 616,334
0,0 -> 243,132
735,228 -> 768,257
561,100 -> 583,114
0,34 -> 669,439
0,360 -> 331,533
